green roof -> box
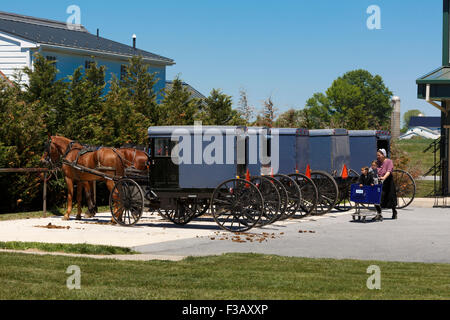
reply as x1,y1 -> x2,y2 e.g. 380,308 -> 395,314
416,66 -> 450,84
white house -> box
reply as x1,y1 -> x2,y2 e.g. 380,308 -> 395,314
399,126 -> 441,140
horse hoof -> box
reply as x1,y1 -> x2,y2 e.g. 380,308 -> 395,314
62,215 -> 70,221
85,214 -> 95,219
75,215 -> 82,221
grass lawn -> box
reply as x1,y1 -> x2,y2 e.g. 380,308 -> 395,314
396,138 -> 438,175
0,252 -> 448,300
415,180 -> 437,198
0,242 -> 136,255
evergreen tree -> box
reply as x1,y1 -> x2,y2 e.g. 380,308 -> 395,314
159,77 -> 202,125
64,63 -> 106,145
22,53 -> 67,134
201,89 -> 245,125
275,109 -> 302,128
120,56 -> 159,124
0,79 -> 46,211
102,77 -> 150,146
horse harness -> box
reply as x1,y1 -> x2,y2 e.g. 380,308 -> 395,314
47,137 -> 125,180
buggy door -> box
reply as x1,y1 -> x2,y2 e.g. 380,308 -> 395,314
150,137 -> 179,188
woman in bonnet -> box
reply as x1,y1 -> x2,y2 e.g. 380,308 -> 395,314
374,148 -> 398,221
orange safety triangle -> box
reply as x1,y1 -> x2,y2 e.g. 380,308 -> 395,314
245,169 -> 251,188
341,165 -> 349,179
305,165 -> 311,179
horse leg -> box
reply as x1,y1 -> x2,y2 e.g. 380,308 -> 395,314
64,177 -> 74,220
83,182 -> 96,218
106,180 -> 120,224
90,181 -> 98,214
76,182 -> 83,220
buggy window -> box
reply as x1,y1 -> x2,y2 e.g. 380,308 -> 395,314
154,138 -> 176,158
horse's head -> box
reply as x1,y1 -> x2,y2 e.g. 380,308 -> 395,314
40,135 -> 67,168
40,136 -> 55,167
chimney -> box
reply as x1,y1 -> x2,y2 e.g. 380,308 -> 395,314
97,28 -> 99,38
390,96 -> 401,140
132,34 -> 137,50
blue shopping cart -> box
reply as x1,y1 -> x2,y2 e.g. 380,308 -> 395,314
350,184 -> 383,222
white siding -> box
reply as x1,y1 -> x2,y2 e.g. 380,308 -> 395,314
0,32 -> 36,85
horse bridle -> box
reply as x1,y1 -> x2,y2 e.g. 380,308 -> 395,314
44,137 -> 78,170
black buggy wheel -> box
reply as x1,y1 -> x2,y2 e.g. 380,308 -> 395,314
273,174 -> 302,219
195,199 -> 210,218
335,169 -> 360,212
251,176 -> 281,226
159,198 -> 198,225
110,178 -> 144,226
210,178 -> 264,233
393,169 -> 416,209
265,176 -> 289,222
288,173 -> 318,217
310,171 -> 339,215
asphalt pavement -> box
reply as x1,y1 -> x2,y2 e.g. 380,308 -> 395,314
134,207 -> 450,263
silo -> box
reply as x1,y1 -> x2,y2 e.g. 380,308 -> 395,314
390,96 -> 401,140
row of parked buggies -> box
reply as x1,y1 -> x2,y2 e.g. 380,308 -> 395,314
110,126 -> 416,233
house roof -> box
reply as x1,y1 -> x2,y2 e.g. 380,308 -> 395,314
165,81 -> 206,100
409,116 -> 441,128
0,11 -> 174,65
399,126 -> 440,140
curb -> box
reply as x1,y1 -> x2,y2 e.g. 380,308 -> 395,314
0,249 -> 186,261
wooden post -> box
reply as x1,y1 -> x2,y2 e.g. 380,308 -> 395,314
43,172 -> 47,218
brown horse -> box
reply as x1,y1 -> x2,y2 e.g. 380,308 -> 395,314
81,147 -> 149,215
41,135 -> 125,221
117,148 -> 149,171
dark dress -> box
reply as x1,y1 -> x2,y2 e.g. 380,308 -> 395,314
380,174 -> 397,209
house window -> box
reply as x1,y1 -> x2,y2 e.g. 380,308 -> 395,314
85,60 -> 95,69
46,56 -> 57,67
120,65 -> 127,81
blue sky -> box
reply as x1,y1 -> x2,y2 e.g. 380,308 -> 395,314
2,0 -> 444,123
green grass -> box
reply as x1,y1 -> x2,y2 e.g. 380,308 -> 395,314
0,252 -> 448,300
0,241 -> 137,256
396,138 -> 439,175
415,180 -> 437,198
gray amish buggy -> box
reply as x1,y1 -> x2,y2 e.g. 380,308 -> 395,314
248,128 -> 319,218
106,125 -> 322,231
144,125 -> 268,232
348,130 -> 391,170
348,130 -> 415,209
307,129 -> 359,213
